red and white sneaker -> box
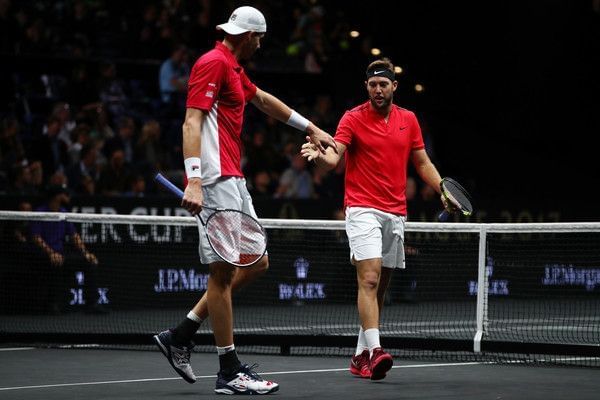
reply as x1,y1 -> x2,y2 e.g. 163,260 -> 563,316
369,347 -> 393,380
350,349 -> 371,378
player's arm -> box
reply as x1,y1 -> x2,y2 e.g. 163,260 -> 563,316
72,232 -> 98,265
411,148 -> 456,211
250,88 -> 337,153
31,234 -> 64,266
410,148 -> 442,194
301,136 -> 346,171
182,107 -> 206,215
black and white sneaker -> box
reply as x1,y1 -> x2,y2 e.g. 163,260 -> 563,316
153,330 -> 196,383
214,364 -> 279,395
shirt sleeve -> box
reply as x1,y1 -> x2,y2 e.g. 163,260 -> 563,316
239,69 -> 257,102
186,58 -> 226,111
334,111 -> 353,147
408,111 -> 425,150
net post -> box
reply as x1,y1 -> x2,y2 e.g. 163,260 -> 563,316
474,226 -> 488,353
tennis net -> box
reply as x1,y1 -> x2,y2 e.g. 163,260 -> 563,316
0,211 -> 599,367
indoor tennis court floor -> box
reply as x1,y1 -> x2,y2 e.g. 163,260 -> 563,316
1,347 -> 599,399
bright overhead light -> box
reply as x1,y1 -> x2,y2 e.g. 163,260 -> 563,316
371,48 -> 381,56
415,84 -> 424,92
394,66 -> 403,74
349,30 -> 360,38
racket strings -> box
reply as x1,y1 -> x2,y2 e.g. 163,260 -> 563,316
444,182 -> 473,213
205,210 -> 267,266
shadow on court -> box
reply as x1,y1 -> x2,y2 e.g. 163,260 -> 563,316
0,348 -> 599,399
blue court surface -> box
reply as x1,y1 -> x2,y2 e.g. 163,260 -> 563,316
1,347 -> 598,399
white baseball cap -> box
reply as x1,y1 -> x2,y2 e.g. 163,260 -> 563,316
216,6 -> 267,35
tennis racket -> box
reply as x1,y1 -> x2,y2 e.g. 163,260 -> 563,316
437,177 -> 474,222
154,173 -> 267,267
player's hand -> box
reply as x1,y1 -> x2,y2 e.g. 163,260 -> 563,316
301,136 -> 320,162
441,194 -> 458,214
84,251 -> 98,265
183,178 -> 203,215
306,126 -> 338,154
49,251 -> 64,267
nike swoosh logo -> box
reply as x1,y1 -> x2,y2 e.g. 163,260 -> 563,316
399,126 -> 408,130
373,70 -> 384,75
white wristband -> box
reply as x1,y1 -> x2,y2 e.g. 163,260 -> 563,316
286,110 -> 310,132
184,157 -> 202,179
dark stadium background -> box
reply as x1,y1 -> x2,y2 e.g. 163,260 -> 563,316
1,0 -> 599,220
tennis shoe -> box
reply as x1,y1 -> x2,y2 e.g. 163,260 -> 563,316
214,363 -> 279,395
350,349 -> 371,378
153,330 -> 196,383
369,347 -> 393,380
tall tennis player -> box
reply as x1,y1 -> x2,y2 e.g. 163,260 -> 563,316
153,6 -> 336,395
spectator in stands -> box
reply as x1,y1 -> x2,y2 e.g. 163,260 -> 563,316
51,102 -> 76,149
248,169 -> 275,201
28,160 -> 44,194
97,60 -> 130,123
301,57 -> 453,381
159,44 -> 190,113
28,115 -> 69,181
134,119 -> 169,176
97,147 -> 132,196
104,116 -> 136,164
8,161 -> 37,196
79,174 -> 96,195
0,116 -> 25,169
153,5 -> 336,395
89,105 -> 116,143
66,143 -> 99,195
124,174 -> 146,197
30,184 -> 106,314
275,153 -> 314,199
243,129 -> 283,180
66,122 -> 92,165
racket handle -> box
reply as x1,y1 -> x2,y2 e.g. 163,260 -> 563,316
155,173 -> 184,199
438,210 -> 450,222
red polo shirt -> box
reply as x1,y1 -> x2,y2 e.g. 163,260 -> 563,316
335,102 -> 425,215
186,42 -> 257,185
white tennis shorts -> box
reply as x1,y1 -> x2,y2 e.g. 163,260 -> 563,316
345,206 -> 406,269
198,177 -> 261,265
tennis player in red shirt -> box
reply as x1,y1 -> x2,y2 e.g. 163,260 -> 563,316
153,6 -> 336,395
302,58 -> 453,381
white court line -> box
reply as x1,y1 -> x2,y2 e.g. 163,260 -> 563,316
0,347 -> 35,352
0,361 -> 486,392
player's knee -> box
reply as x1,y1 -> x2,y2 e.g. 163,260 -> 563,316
210,263 -> 235,285
359,272 -> 379,291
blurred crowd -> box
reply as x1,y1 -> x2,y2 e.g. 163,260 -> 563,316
0,0 -> 435,206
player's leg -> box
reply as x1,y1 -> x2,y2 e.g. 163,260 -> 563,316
213,178 -> 278,394
191,256 -> 269,318
367,212 -> 406,380
377,266 -> 394,313
346,207 -> 382,378
355,258 -> 383,331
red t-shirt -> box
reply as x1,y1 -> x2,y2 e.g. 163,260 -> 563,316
335,102 -> 425,215
186,42 -> 257,185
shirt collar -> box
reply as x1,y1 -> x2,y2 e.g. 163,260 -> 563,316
215,41 -> 242,71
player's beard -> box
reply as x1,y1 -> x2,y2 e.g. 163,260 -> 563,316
369,93 -> 393,111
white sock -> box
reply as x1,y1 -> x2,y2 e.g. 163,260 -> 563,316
364,328 -> 381,356
187,310 -> 203,324
355,327 -> 368,356
216,344 -> 235,356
